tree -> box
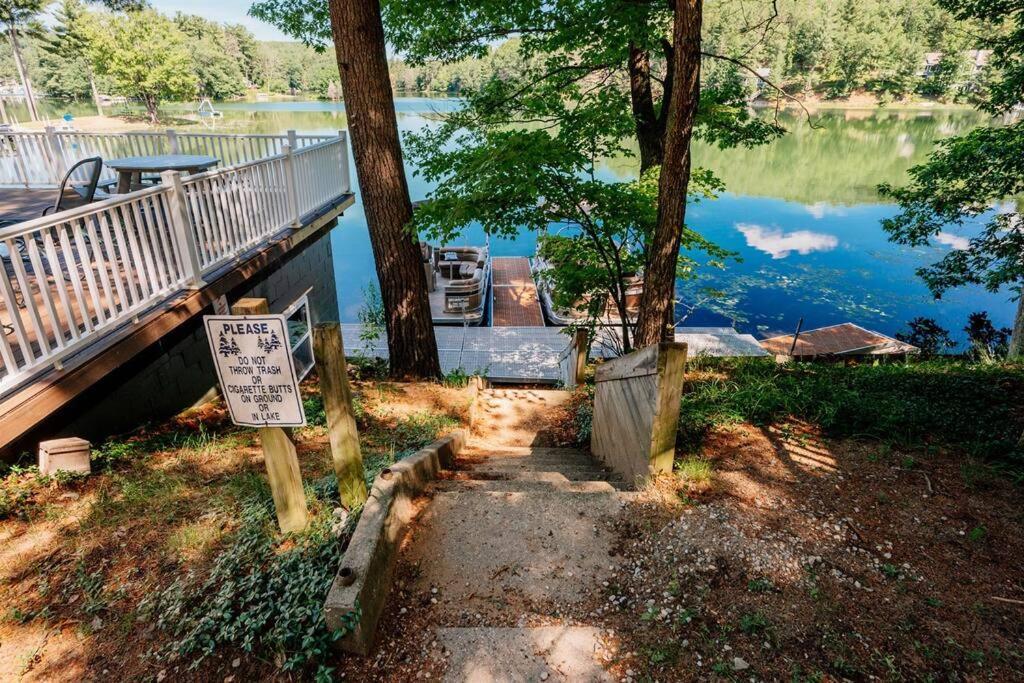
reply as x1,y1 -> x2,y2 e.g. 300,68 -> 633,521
86,9 -> 197,123
964,311 -> 1012,362
879,0 -> 1024,359
379,0 -> 781,352
324,0 -> 440,378
37,0 -> 97,102
896,317 -> 955,357
0,0 -> 45,121
174,13 -> 247,99
252,0 -> 442,379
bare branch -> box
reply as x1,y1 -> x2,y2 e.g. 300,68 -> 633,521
701,51 -> 820,128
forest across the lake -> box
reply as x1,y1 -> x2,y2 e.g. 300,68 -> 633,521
0,0 -> 1004,104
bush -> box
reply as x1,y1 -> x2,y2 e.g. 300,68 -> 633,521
679,359 -> 1024,470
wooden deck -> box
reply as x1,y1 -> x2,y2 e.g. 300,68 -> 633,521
491,257 -> 544,327
0,187 -> 79,224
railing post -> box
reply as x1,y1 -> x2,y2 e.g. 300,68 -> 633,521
338,129 -> 350,194
162,170 -> 206,289
287,129 -> 298,151
43,125 -> 65,182
166,128 -> 180,154
282,143 -> 301,228
573,328 -> 589,385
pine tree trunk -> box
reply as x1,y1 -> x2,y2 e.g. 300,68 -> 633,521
8,27 -> 38,122
633,0 -> 703,349
1008,295 -> 1024,359
327,0 -> 441,379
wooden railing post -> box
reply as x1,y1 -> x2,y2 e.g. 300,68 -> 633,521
313,323 -> 367,509
162,170 -> 206,289
591,342 -> 688,485
282,143 -> 302,227
232,298 -> 309,533
166,128 -> 180,154
43,125 -> 65,182
338,130 -> 351,194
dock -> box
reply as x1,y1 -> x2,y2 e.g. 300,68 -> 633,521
490,257 -> 544,327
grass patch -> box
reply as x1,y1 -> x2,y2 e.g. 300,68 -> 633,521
679,358 -> 1024,475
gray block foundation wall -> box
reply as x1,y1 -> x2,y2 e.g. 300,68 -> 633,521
52,228 -> 340,445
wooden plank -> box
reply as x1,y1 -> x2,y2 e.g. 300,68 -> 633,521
0,194 -> 353,455
595,341 -> 686,382
233,297 -> 309,533
313,322 -> 367,509
591,342 -> 687,485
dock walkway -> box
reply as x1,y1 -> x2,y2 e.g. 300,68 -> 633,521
490,257 -> 545,327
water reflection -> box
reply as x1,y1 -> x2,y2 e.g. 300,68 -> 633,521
2,97 -> 1011,341
735,223 -> 839,259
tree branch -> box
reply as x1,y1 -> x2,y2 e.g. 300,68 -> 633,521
701,50 -> 819,128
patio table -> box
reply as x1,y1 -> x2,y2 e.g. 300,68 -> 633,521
105,154 -> 220,193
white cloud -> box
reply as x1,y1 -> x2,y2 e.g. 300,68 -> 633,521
935,231 -> 970,250
804,202 -> 847,220
735,223 -> 839,259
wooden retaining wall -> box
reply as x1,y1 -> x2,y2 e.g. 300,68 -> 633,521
591,342 -> 687,485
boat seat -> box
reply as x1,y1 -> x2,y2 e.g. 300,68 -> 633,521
458,262 -> 477,279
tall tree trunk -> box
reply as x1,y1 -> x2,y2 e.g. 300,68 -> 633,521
8,27 -> 38,122
628,44 -> 664,174
1008,295 -> 1024,359
633,0 -> 703,349
90,73 -> 103,117
327,0 -> 441,379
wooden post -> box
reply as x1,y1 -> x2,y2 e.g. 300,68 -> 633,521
166,128 -> 180,154
573,328 -> 589,385
232,298 -> 309,533
591,342 -> 688,485
282,143 -> 302,227
162,170 -> 206,289
312,322 -> 367,509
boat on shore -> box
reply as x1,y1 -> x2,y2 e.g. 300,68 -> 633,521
421,243 -> 491,325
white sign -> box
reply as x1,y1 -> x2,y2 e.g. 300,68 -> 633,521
204,314 -> 306,427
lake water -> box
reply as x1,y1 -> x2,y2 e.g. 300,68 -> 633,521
12,97 -> 1013,343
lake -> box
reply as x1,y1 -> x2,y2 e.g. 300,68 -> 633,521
11,97 -> 1013,343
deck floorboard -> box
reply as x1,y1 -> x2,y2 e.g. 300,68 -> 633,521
491,257 -> 544,327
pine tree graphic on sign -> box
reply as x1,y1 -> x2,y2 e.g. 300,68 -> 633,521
258,331 -> 282,353
218,330 -> 240,357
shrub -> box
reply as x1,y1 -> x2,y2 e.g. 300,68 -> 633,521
143,476 -> 357,680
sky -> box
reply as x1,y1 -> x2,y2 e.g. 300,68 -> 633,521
149,0 -> 292,41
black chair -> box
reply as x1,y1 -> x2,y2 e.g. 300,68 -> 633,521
42,156 -> 104,216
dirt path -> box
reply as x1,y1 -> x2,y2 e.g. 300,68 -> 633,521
342,397 -> 1024,681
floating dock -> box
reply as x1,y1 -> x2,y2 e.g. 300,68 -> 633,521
490,257 -> 545,327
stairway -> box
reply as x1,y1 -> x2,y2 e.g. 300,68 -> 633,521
394,388 -> 632,681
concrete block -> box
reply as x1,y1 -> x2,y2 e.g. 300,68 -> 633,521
39,437 -> 91,476
324,430 -> 466,655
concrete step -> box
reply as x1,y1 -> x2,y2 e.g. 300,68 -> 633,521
430,478 -> 626,493
439,626 -> 614,682
402,491 -> 629,613
456,468 -> 624,483
458,452 -> 598,469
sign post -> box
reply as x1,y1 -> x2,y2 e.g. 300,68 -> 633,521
312,323 -> 367,509
205,298 -> 309,532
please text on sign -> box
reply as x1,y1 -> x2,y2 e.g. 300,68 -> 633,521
204,314 -> 306,427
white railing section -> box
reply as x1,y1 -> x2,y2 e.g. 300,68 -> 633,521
0,128 -> 336,188
0,133 -> 350,393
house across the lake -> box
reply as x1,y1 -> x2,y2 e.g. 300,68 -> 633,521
760,322 -> 919,360
0,127 -> 354,459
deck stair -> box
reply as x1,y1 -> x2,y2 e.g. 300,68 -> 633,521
391,388 -> 634,680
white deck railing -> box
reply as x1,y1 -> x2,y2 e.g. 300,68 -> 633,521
0,133 -> 350,394
0,128 -> 337,188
